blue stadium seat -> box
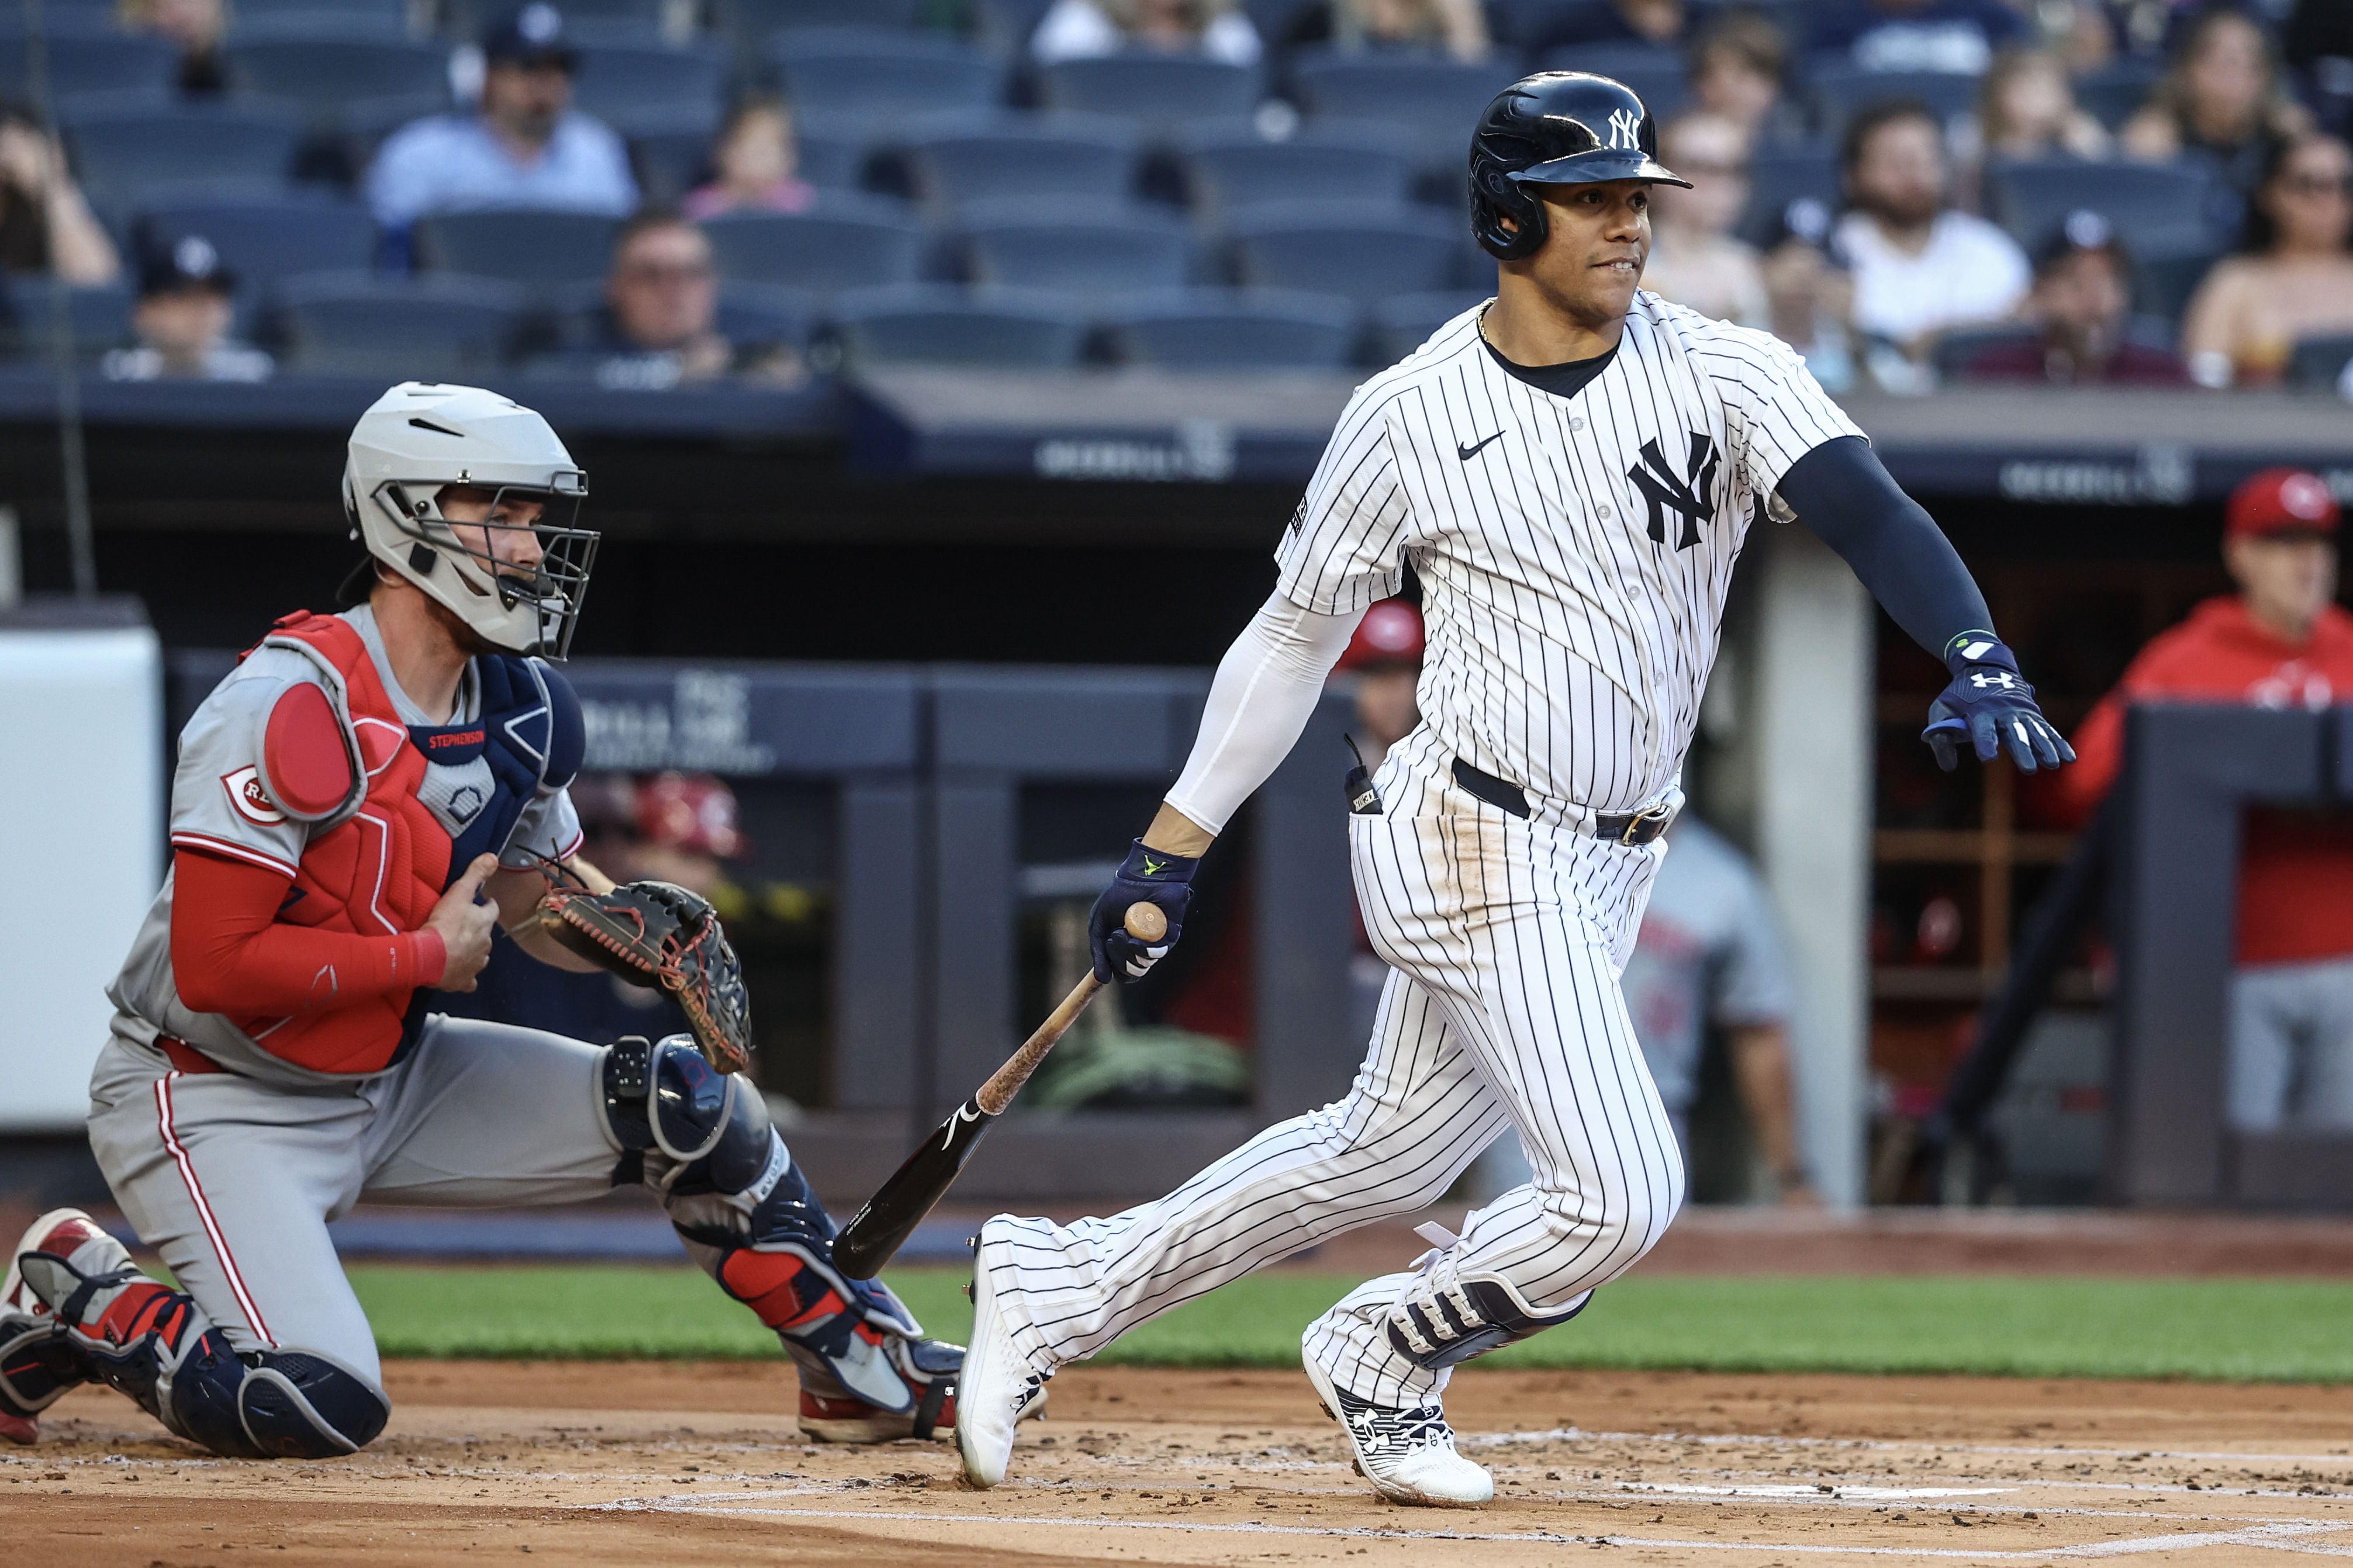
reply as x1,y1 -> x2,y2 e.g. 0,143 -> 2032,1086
571,39 -> 726,126
957,196 -> 1193,293
1,278 -> 133,357
1037,54 -> 1262,126
1176,119 -> 1418,223
2290,334 -> 2353,393
441,0 -> 669,36
2072,61 -> 2160,132
700,193 -> 926,291
224,20 -> 448,125
1105,287 -> 1357,369
1736,147 -> 1840,248
411,209 -> 622,289
1805,65 -> 1978,139
2134,248 -> 2219,325
1368,289 -> 1487,361
1933,321 -> 2041,382
227,0 -> 420,22
621,107 -> 721,205
1532,43 -> 1687,119
832,283 -> 1087,368
546,276 -> 818,351
277,271 -> 526,375
904,113 -> 1141,214
770,27 -> 1007,121
1227,199 -> 1463,303
972,0 -> 1053,53
1985,159 -> 2213,261
0,30 -> 177,101
714,0 -> 921,59
1288,54 -> 1516,165
64,102 -> 306,206
135,195 -> 376,299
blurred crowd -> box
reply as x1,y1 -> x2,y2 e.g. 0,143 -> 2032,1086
0,0 -> 2347,393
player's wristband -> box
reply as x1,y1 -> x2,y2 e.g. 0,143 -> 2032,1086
410,929 -> 447,987
1941,630 -> 2017,677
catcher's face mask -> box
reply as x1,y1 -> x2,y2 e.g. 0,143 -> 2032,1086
373,475 -> 597,659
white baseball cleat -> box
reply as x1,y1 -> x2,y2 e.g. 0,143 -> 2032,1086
953,1217 -> 1049,1490
1302,1349 -> 1492,1508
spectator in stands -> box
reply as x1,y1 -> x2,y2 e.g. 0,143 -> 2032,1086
534,209 -> 802,390
682,98 -> 817,221
119,0 -> 226,95
2121,7 -> 2311,219
1956,209 -> 2189,385
1283,0 -> 1490,63
365,4 -> 638,237
2052,469 -> 2353,1134
102,234 -> 270,383
1836,99 -> 2031,371
2181,131 -> 2353,387
1031,0 -> 1263,67
0,103 -> 119,286
1964,46 -> 2111,169
1687,7 -> 1808,151
1526,0 -> 1685,54
1808,0 -> 2024,76
1643,111 -> 1768,326
1760,196 -> 1861,391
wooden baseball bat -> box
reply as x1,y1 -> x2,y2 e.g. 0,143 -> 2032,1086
830,901 -> 1168,1280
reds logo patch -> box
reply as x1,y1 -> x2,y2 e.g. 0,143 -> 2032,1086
221,765 -> 286,825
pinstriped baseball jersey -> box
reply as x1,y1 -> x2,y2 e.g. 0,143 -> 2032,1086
1276,292 -> 1864,812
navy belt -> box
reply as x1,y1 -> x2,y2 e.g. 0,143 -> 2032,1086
1450,759 -> 1675,845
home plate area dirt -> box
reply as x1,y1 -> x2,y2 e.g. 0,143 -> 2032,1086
10,1363 -> 2352,1566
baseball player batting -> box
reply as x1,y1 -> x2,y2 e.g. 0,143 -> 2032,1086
0,383 -> 968,1459
956,72 -> 2074,1505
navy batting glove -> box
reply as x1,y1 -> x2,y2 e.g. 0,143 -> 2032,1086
1923,633 -> 2076,774
1090,839 -> 1197,984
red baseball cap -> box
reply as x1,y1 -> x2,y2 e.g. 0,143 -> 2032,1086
2227,468 -> 2340,541
635,771 -> 747,859
1338,599 -> 1425,671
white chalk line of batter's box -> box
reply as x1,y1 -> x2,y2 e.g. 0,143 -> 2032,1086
1470,1429 -> 2353,1469
587,1498 -> 2353,1558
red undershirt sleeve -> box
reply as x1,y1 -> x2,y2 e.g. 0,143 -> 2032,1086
171,847 -> 445,1015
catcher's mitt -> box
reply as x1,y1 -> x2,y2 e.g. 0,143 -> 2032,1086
537,880 -> 754,1074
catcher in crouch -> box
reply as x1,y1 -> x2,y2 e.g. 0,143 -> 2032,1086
0,382 -> 965,1460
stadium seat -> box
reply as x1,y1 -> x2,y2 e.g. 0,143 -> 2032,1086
1104,287 -> 1357,369
957,196 -> 1193,293
1367,288 -> 1486,361
2133,247 -> 2219,324
2290,334 -> 2353,393
225,23 -> 447,133
0,31 -> 177,102
1289,54 -> 1516,164
1,278 -> 133,357
832,283 -> 1087,368
442,0 -> 669,37
700,193 -> 926,292
903,114 -> 1141,214
571,39 -> 727,126
770,28 -> 1008,122
1037,54 -> 1262,127
1734,151 -> 1841,248
2072,61 -> 2160,132
972,0 -> 1053,53
621,107 -> 722,205
64,103 -> 306,206
135,195 -> 376,300
1531,43 -> 1686,119
227,0 -> 421,22
714,0 -> 921,59
277,271 -> 526,376
1226,199 -> 1462,304
792,112 -> 872,191
1176,119 -> 1418,222
1806,65 -> 1978,139
546,277 -> 817,352
1985,159 -> 2213,261
411,209 -> 623,289
1933,321 -> 2040,382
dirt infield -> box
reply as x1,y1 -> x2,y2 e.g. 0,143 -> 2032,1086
12,1361 -> 2352,1566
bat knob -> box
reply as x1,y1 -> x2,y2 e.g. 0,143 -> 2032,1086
1124,902 -> 1168,943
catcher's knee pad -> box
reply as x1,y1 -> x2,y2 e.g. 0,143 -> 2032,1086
604,1034 -> 772,1189
1384,1273 -> 1591,1372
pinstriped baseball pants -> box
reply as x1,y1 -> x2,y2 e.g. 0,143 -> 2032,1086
981,732 -> 1687,1407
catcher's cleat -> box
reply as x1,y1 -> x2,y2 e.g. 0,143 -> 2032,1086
955,1217 -> 1051,1489
789,1334 -> 967,1444
1,1209 -> 119,1445
1301,1351 -> 1491,1508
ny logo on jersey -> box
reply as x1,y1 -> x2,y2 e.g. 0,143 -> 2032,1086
1606,108 -> 1642,150
1627,432 -> 1720,550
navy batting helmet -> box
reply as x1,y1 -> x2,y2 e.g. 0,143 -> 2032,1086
1469,72 -> 1689,261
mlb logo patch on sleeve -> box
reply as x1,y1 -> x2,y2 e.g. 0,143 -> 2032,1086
222,765 -> 286,825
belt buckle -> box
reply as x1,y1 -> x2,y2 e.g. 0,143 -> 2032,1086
1619,801 -> 1674,846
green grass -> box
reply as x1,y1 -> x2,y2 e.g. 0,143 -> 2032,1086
345,1265 -> 2353,1384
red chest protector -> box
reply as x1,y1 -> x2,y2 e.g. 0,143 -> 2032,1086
225,611 -> 581,1074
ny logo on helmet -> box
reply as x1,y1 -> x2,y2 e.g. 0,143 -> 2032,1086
1606,108 -> 1642,150
1627,433 -> 1719,551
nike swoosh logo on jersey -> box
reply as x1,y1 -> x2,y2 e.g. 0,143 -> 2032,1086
1456,431 -> 1505,461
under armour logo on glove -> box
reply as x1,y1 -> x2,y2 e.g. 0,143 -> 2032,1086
1923,632 -> 2076,774
1089,839 -> 1197,983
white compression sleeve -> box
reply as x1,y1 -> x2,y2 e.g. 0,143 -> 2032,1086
1162,591 -> 1367,837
